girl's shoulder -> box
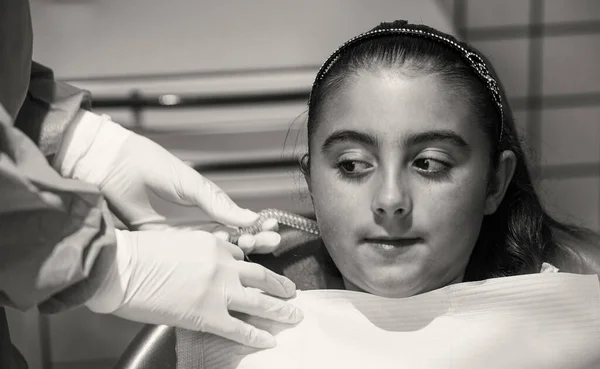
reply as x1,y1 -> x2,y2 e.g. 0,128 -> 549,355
547,228 -> 600,275
540,262 -> 560,273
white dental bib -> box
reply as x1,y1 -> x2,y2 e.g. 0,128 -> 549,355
177,273 -> 600,369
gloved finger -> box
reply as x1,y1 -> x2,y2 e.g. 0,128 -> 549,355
228,289 -> 303,325
233,231 -> 281,254
213,230 -> 230,241
215,237 -> 246,261
176,166 -> 259,227
240,218 -> 281,253
237,262 -> 296,298
260,218 -> 279,232
202,316 -> 276,349
248,232 -> 281,254
232,218 -> 280,253
236,234 -> 256,254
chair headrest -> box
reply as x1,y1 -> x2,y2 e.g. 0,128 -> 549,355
249,226 -> 342,290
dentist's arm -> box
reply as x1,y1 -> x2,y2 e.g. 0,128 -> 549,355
2,104 -> 302,349
53,110 -> 281,251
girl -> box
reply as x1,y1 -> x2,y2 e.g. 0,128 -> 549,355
288,19 -> 600,297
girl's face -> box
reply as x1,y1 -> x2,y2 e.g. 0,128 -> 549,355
308,70 -> 509,297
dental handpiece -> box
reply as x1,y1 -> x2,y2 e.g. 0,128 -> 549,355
227,208 -> 320,247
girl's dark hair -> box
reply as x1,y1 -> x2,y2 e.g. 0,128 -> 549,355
304,20 -> 597,280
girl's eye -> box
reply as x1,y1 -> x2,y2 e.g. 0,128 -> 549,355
413,158 -> 450,174
337,160 -> 372,176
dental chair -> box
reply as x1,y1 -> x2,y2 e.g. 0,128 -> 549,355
112,227 -> 600,369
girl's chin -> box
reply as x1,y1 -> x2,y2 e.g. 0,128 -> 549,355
346,268 -> 465,298
343,272 -> 425,298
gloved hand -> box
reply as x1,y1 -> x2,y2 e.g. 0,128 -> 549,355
85,229 -> 303,348
53,111 -> 280,252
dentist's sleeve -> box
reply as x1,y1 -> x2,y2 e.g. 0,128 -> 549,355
14,62 -> 92,162
0,104 -> 117,314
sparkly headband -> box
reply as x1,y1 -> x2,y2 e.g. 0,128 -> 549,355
309,24 -> 505,145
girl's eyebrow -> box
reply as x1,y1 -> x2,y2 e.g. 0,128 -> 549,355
321,129 -> 470,153
403,130 -> 470,152
321,130 -> 380,154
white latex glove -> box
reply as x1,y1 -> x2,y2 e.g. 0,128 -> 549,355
53,111 -> 280,252
85,229 -> 303,348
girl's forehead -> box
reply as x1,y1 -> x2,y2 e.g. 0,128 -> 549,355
315,71 -> 476,140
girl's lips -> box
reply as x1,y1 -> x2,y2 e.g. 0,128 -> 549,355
363,237 -> 422,247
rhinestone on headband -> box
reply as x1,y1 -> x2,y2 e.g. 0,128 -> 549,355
310,27 -> 505,145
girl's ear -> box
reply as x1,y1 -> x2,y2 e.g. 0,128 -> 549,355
300,154 -> 311,191
484,150 -> 517,215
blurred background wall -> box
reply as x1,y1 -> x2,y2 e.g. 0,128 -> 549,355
5,1 -> 600,369
445,0 -> 600,235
